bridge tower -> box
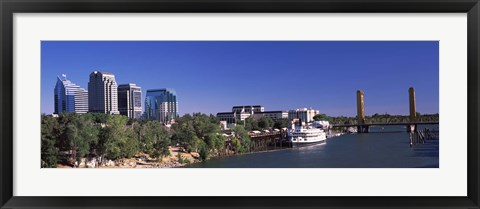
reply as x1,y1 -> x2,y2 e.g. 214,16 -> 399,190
356,90 -> 368,133
408,87 -> 417,132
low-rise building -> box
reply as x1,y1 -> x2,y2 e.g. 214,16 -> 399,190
232,105 -> 264,114
217,105 -> 288,127
288,108 -> 320,123
253,111 -> 288,120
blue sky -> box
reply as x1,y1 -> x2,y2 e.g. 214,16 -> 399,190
41,41 -> 439,116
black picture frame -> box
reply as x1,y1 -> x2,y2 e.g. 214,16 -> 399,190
1,0 -> 479,208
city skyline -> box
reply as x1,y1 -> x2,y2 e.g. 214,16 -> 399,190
41,41 -> 439,116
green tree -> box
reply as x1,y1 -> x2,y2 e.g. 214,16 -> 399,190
41,114 -> 59,168
205,133 -> 226,156
244,117 -> 259,131
232,125 -> 251,153
87,112 -> 108,124
58,113 -> 98,162
258,117 -> 274,130
273,118 -> 290,129
313,114 -> 332,121
140,121 -> 171,157
100,115 -> 139,160
172,115 -> 200,152
194,140 -> 208,160
172,113 -> 223,153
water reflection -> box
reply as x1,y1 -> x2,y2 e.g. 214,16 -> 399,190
184,125 -> 439,168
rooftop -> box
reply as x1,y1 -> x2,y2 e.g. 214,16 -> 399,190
146,88 -> 176,92
118,83 -> 140,87
91,71 -> 115,76
232,105 -> 263,108
257,111 -> 287,114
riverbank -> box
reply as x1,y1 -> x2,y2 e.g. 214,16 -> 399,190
57,146 -> 201,168
56,131 -> 347,168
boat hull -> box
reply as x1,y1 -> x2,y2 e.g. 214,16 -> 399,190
286,139 -> 326,148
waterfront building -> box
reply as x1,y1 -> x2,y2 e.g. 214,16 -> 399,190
217,105 -> 288,127
217,112 -> 236,124
54,74 -> 88,114
253,111 -> 288,120
217,111 -> 251,124
232,105 -> 264,114
88,71 -> 120,114
145,88 -> 178,124
118,83 -> 142,119
288,108 -> 320,123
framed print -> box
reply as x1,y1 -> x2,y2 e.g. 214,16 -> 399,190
1,0 -> 479,208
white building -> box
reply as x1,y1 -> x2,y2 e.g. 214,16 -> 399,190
217,105 -> 289,127
217,111 -> 251,124
288,108 -> 320,123
54,74 -> 88,114
88,71 -> 120,114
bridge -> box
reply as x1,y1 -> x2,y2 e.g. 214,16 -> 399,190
332,121 -> 439,133
332,87 -> 439,133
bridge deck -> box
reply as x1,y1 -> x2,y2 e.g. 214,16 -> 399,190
332,121 -> 439,128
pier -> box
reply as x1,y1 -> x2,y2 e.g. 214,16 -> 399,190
409,128 -> 439,147
249,130 -> 288,151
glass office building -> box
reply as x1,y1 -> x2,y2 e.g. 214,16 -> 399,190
145,89 -> 178,124
54,75 -> 88,114
118,83 -> 143,119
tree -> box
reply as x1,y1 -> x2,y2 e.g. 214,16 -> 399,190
244,117 -> 259,131
232,125 -> 251,153
198,140 -> 209,161
273,118 -> 290,129
140,121 -> 171,158
141,121 -> 162,153
172,113 -> 223,153
205,133 -> 225,156
191,113 -> 220,138
209,114 -> 220,124
58,113 -> 98,162
258,117 -> 274,130
87,112 -> 108,124
313,114 -> 332,121
100,115 -> 139,160
41,115 -> 59,168
172,115 -> 200,152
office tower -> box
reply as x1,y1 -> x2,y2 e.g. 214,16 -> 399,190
54,74 -> 88,114
88,71 -> 119,114
145,89 -> 178,124
118,83 -> 142,119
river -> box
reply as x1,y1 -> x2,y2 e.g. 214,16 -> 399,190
184,125 -> 439,168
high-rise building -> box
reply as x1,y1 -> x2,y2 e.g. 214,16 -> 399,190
145,89 -> 178,124
54,74 -> 88,114
88,71 -> 119,114
118,83 -> 142,119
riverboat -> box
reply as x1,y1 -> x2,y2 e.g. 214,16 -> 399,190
288,125 -> 327,147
